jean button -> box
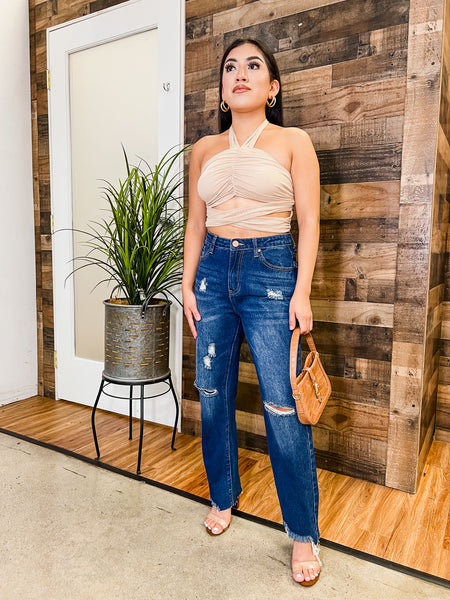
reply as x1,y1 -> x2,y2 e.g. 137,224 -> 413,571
232,240 -> 239,247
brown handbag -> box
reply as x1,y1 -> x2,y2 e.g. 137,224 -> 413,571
290,328 -> 331,425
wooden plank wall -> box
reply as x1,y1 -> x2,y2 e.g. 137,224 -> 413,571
385,0 -> 445,491
436,0 -> 450,444
182,0 -> 447,492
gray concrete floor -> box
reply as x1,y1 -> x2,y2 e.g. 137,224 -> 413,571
0,433 -> 447,600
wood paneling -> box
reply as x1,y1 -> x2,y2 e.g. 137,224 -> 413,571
220,0 -> 409,51
182,0 -> 448,493
436,0 -> 450,442
0,396 -> 449,580
385,0 -> 446,491
317,144 -> 403,184
276,77 -> 406,127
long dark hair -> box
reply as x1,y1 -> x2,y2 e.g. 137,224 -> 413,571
218,38 -> 283,132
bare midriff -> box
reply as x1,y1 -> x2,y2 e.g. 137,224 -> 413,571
207,195 -> 291,239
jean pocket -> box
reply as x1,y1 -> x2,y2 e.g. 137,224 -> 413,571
258,245 -> 297,271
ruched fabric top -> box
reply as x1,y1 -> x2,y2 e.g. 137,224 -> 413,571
197,119 -> 294,233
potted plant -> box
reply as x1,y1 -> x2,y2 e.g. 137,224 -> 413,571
72,145 -> 186,383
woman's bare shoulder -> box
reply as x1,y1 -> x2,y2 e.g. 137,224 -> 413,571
191,131 -> 229,166
283,128 -> 317,160
266,124 -> 312,146
282,126 -> 312,144
193,131 -> 228,151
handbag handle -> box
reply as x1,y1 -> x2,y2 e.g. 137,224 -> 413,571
289,328 -> 317,389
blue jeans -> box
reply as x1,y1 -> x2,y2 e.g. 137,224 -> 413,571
194,231 -> 320,544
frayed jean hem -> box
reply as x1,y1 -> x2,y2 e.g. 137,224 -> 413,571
210,490 -> 242,512
284,521 -> 319,545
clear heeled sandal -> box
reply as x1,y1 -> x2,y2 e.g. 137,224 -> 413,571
292,541 -> 322,587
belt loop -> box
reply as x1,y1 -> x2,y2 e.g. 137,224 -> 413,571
209,234 -> 217,254
252,238 -> 259,258
290,232 -> 296,250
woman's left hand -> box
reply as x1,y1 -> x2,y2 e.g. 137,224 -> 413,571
289,291 -> 313,334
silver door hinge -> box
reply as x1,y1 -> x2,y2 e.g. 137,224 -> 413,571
46,69 -> 51,90
54,351 -> 57,369
51,214 -> 55,234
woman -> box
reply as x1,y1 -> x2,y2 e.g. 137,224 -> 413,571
182,38 -> 321,586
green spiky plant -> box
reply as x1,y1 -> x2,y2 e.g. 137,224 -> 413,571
71,146 -> 186,309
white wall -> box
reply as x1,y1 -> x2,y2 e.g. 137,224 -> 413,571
0,0 -> 37,404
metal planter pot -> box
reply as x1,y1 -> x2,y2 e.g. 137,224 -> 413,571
103,299 -> 170,383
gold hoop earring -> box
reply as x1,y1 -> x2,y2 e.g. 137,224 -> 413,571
220,100 -> 230,112
267,96 -> 277,108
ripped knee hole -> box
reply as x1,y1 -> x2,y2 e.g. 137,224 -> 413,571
197,387 -> 218,397
264,403 -> 296,416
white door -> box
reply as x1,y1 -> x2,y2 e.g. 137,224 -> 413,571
48,0 -> 184,425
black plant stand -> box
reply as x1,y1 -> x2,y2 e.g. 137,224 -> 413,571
91,371 -> 179,474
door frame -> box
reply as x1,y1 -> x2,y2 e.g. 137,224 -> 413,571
48,0 -> 185,425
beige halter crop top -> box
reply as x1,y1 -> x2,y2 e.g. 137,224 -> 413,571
197,119 -> 294,233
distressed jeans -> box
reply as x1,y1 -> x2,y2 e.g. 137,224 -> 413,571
194,231 -> 320,544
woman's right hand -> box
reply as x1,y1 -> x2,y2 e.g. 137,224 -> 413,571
183,288 -> 201,339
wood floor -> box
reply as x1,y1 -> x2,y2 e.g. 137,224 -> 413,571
0,396 -> 449,581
